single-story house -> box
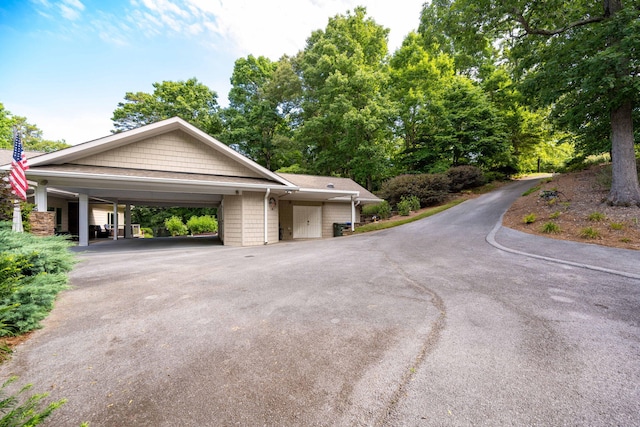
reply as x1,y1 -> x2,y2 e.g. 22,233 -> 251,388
1,117 -> 381,247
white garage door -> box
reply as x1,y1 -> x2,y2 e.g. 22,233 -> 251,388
293,206 -> 322,239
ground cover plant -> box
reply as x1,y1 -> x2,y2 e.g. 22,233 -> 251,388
0,223 -> 76,339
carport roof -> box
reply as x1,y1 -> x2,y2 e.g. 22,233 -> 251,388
277,173 -> 381,204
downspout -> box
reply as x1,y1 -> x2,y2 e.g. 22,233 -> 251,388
351,194 -> 360,231
264,188 -> 270,245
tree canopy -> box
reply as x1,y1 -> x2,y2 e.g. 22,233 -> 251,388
111,78 -> 223,136
0,103 -> 69,152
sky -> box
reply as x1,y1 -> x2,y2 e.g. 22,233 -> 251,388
0,0 -> 426,145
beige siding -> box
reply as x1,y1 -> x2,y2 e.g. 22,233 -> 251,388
222,195 -> 243,246
74,130 -> 262,178
89,204 -> 124,226
322,203 -> 353,238
221,192 -> 279,246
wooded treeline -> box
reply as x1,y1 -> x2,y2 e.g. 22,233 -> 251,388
111,5 -> 578,192
4,2 -> 639,203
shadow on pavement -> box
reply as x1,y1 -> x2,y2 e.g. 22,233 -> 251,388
69,235 -> 222,253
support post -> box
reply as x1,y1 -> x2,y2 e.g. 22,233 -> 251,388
35,183 -> 48,212
112,202 -> 118,241
78,194 -> 89,246
124,203 -> 131,239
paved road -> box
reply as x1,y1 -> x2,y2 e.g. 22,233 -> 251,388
2,179 -> 639,426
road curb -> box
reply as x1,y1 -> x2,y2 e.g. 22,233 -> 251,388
487,213 -> 640,281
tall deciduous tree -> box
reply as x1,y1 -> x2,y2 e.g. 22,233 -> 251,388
111,78 -> 223,137
389,32 -> 455,172
297,7 -> 395,189
223,55 -> 302,170
450,0 -> 640,205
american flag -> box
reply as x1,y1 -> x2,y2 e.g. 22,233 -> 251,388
9,130 -> 29,201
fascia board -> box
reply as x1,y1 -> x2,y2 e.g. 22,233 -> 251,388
27,169 -> 300,193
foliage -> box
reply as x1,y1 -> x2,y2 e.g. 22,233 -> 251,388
579,227 -> 601,239
541,222 -> 561,234
111,78 -> 223,136
550,211 -> 561,219
186,215 -> 218,235
0,376 -> 66,426
609,222 -> 624,231
296,7 -> 395,189
378,173 -> 451,208
587,212 -> 606,222
521,185 -> 540,197
140,227 -> 153,238
0,103 -> 69,152
446,0 -> 640,205
0,224 -> 75,336
355,199 -> 465,233
164,216 -> 187,237
222,55 -> 302,171
132,206 -> 217,231
523,213 -> 536,224
361,201 -> 391,220
397,195 -> 420,216
446,165 -> 485,192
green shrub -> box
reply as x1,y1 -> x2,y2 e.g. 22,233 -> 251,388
579,227 -> 600,239
0,376 -> 66,425
446,165 -> 485,192
483,171 -> 508,182
378,173 -> 451,208
0,225 -> 76,336
141,227 -> 153,238
541,222 -> 561,234
523,213 -> 537,224
164,216 -> 188,236
587,211 -> 606,222
361,201 -> 391,219
609,222 -> 624,230
186,215 -> 218,235
397,195 -> 420,216
549,211 -> 561,219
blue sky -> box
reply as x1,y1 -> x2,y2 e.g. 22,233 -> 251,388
0,0 -> 425,145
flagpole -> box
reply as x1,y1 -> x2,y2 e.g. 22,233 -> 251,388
12,199 -> 23,233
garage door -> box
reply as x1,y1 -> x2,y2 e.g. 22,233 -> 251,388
293,206 -> 322,239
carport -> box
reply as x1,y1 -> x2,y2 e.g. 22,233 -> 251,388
18,118 -> 300,247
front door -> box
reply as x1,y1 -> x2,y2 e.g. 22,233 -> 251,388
293,206 -> 322,239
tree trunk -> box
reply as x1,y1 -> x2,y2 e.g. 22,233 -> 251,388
607,101 -> 640,206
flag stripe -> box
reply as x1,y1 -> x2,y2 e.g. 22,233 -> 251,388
9,131 -> 29,201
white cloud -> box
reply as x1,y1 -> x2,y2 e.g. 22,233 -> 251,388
125,0 -> 424,58
58,0 -> 85,21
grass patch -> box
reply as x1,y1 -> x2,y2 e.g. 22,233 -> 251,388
580,227 -> 601,239
541,222 -> 561,234
549,211 -> 561,219
609,222 -> 624,230
523,213 -> 537,224
522,185 -> 541,197
587,211 -> 606,222
354,199 -> 466,234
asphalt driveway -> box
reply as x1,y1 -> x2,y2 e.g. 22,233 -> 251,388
2,179 -> 639,426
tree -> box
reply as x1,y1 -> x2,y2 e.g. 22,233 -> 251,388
222,55 -> 302,170
111,78 -> 223,136
432,76 -> 509,169
449,0 -> 640,205
389,32 -> 455,172
0,103 -> 69,152
296,7 -> 395,189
